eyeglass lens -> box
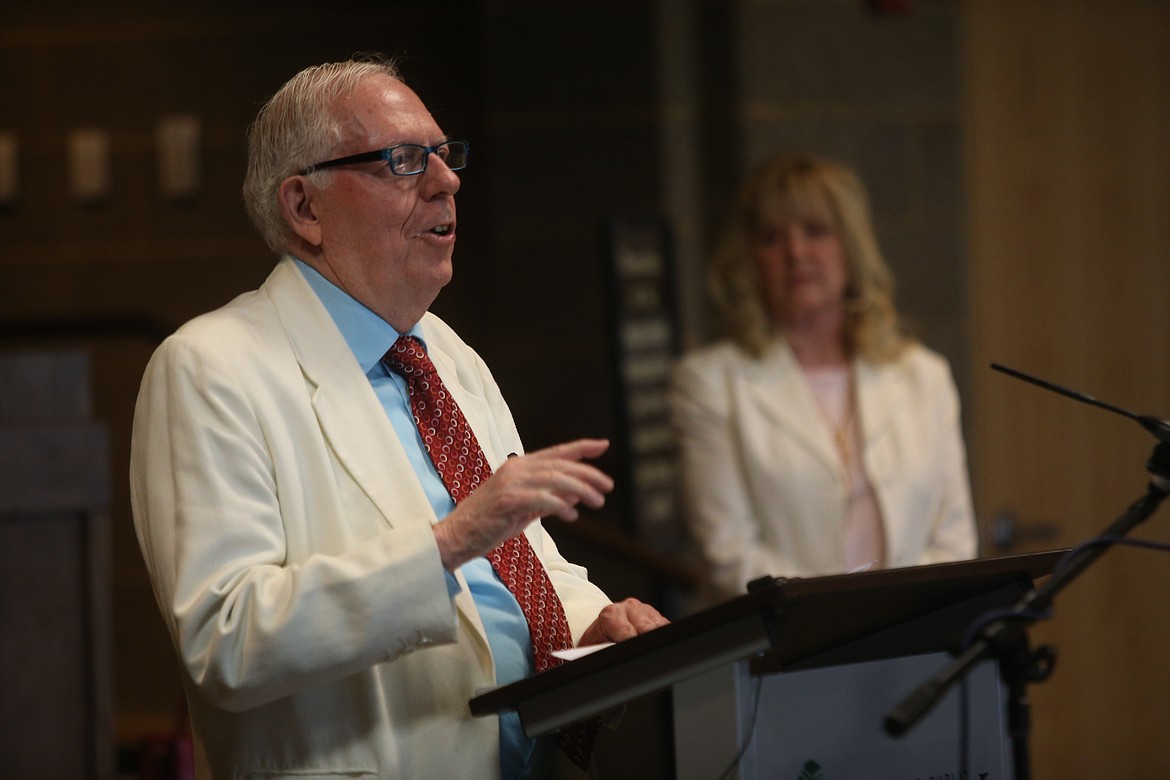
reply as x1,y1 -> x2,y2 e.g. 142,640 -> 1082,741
391,143 -> 468,174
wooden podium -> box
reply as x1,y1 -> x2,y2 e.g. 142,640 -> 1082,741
470,551 -> 1062,778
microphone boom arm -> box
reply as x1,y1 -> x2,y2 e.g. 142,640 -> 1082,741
884,363 -> 1170,780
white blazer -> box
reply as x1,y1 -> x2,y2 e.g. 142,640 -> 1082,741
669,338 -> 977,599
130,258 -> 611,779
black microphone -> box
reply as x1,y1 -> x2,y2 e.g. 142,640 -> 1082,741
990,363 -> 1170,444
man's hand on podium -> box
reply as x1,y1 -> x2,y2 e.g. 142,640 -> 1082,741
579,597 -> 669,645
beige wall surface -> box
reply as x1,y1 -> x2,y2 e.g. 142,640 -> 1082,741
966,0 -> 1170,776
0,2 -> 491,752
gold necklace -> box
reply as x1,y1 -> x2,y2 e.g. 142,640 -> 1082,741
831,389 -> 855,466
807,367 -> 855,467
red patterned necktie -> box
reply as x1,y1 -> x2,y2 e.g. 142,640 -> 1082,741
382,335 -> 598,768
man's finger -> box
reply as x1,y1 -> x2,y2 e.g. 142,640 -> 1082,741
528,438 -> 610,462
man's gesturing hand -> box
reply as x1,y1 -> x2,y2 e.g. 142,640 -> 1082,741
432,438 -> 613,570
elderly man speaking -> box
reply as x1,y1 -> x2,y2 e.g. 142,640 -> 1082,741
130,55 -> 667,780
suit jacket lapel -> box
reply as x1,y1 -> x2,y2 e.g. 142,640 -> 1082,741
747,341 -> 842,476
263,259 -> 435,529
855,356 -> 901,453
263,260 -> 493,657
412,322 -> 507,663
420,325 -> 505,468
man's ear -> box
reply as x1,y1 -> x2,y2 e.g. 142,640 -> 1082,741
278,175 -> 323,247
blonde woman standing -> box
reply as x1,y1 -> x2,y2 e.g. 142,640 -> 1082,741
670,154 -> 977,600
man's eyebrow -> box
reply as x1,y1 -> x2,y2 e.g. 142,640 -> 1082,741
377,135 -> 453,147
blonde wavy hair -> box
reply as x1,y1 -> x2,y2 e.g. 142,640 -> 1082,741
709,153 -> 910,362
242,54 -> 401,255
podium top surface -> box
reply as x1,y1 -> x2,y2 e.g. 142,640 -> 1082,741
469,550 -> 1065,721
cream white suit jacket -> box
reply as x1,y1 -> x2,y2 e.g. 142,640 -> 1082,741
670,338 -> 977,599
129,258 -> 611,779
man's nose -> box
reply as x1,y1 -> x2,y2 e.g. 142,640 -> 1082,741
420,153 -> 461,197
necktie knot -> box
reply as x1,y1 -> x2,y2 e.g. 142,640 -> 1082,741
383,335 -> 434,379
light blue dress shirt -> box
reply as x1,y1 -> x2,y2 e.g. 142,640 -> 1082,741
294,258 -> 547,779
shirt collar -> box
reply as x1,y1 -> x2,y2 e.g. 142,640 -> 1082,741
292,256 -> 425,374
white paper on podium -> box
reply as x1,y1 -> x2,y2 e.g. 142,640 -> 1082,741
551,642 -> 614,662
471,643 -> 617,698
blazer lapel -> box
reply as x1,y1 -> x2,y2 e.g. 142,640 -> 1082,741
264,260 -> 494,657
745,341 -> 842,476
264,259 -> 434,529
854,357 -> 903,453
420,326 -> 507,468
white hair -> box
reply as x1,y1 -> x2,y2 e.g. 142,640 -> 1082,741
242,55 -> 401,254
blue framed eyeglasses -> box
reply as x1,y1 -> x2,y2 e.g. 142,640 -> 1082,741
302,140 -> 469,176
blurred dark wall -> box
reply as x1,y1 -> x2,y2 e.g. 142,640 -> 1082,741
0,1 -> 500,748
